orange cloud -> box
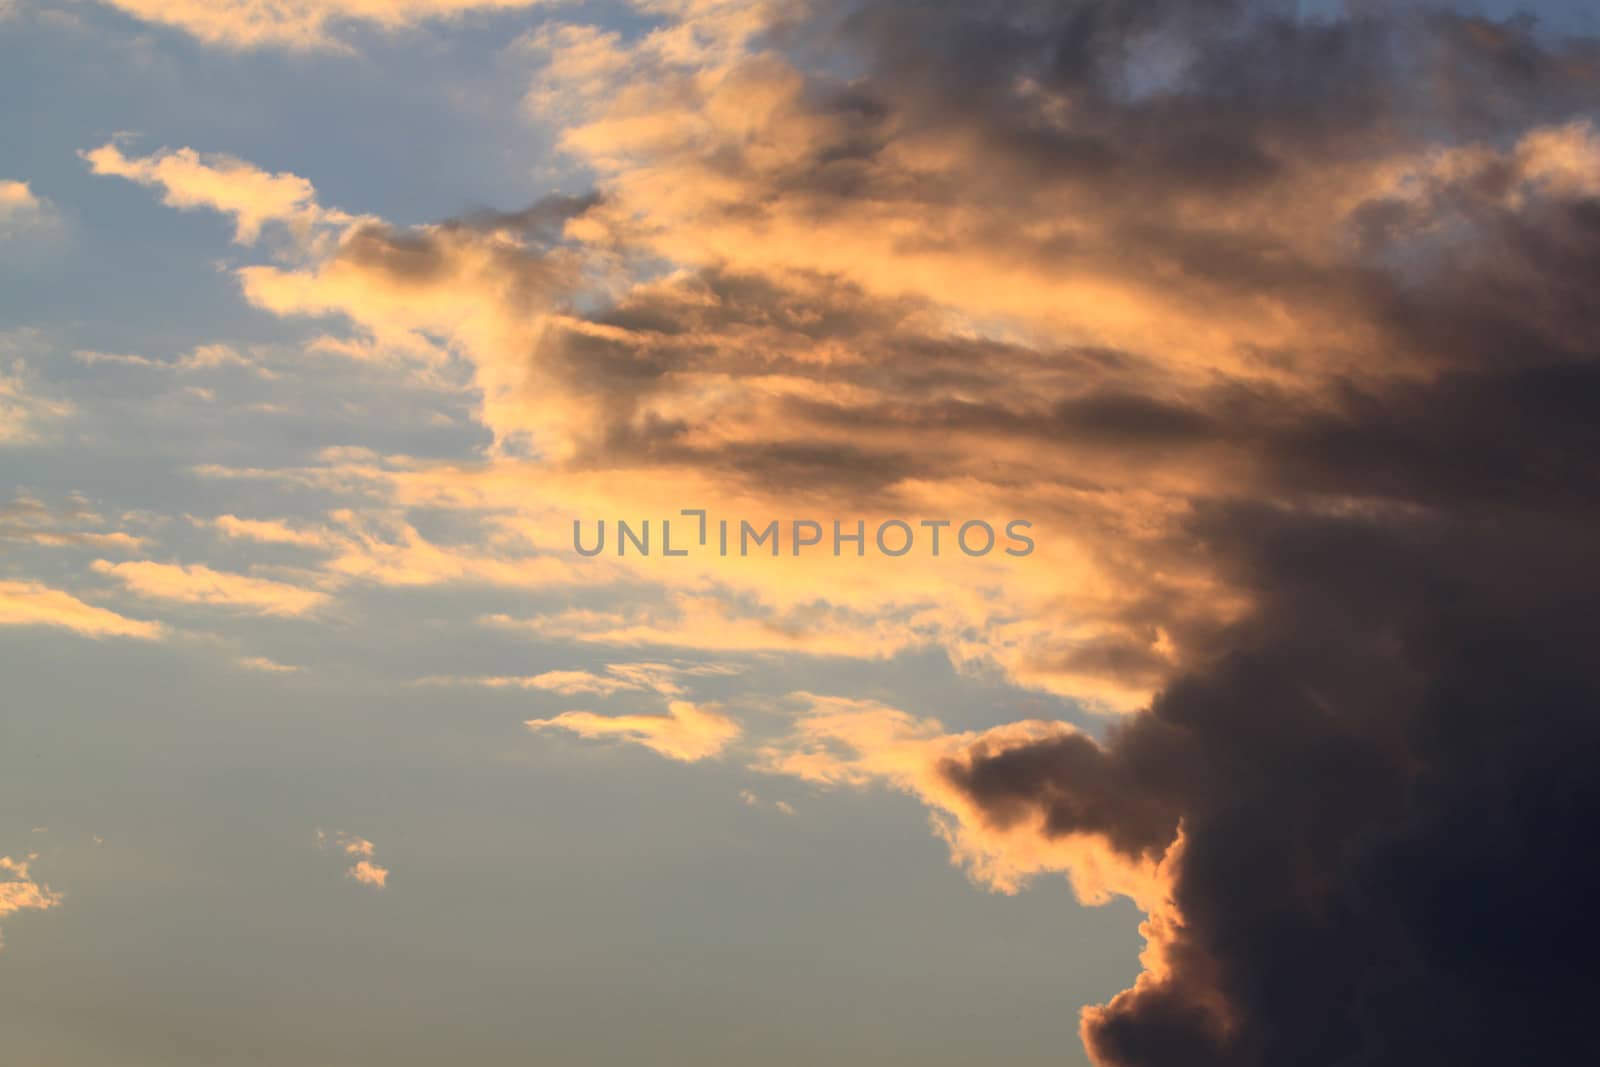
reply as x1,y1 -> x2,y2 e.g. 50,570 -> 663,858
0,179 -> 53,232
209,514 -> 332,549
91,560 -> 329,616
90,0 -> 558,51
0,854 -> 63,949
420,661 -> 732,697
85,7 -> 1600,722
347,860 -> 389,888
237,655 -> 301,673
81,142 -> 352,244
526,699 -> 742,761
0,580 -> 163,639
0,493 -> 144,551
317,830 -> 389,889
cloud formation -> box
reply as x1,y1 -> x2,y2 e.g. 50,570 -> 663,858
83,1 -> 1600,1063
90,0 -> 556,51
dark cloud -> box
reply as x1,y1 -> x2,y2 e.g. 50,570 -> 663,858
223,14 -> 1600,1058
1070,505 -> 1600,1067
728,2 -> 1600,1064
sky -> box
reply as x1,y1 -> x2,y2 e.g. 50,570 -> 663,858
2,1 -> 1599,1065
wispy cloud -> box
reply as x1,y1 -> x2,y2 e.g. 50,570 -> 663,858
419,660 -> 736,697
0,362 -> 72,445
237,655 -> 301,673
526,699 -> 742,762
91,560 -> 328,617
0,580 -> 163,639
89,0 -> 559,51
0,493 -> 144,551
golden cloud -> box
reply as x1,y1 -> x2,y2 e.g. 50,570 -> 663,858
526,699 -> 742,761
0,580 -> 164,639
91,0 -> 558,51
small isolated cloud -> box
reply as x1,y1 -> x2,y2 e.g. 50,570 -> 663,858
738,789 -> 796,816
316,830 -> 388,890
237,655 -> 300,673
526,699 -> 741,762
0,179 -> 54,233
91,559 -> 328,617
0,579 -> 163,639
0,854 -> 63,949
347,860 -> 388,888
89,0 -> 557,52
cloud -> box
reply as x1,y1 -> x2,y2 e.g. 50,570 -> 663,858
0,854 -> 62,949
237,655 -> 300,672
208,514 -> 333,549
0,179 -> 54,232
90,0 -> 557,51
0,493 -> 144,550
88,138 -> 1184,709
0,362 -> 72,444
526,699 -> 741,761
74,343 -> 274,378
316,830 -> 388,889
81,142 -> 352,244
419,660 -> 735,696
755,695 -> 1161,902
0,580 -> 163,639
92,15 -> 1599,712
739,789 -> 796,816
347,859 -> 388,888
91,560 -> 329,616
513,2 -> 1599,1060
926,503 -> 1600,1067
